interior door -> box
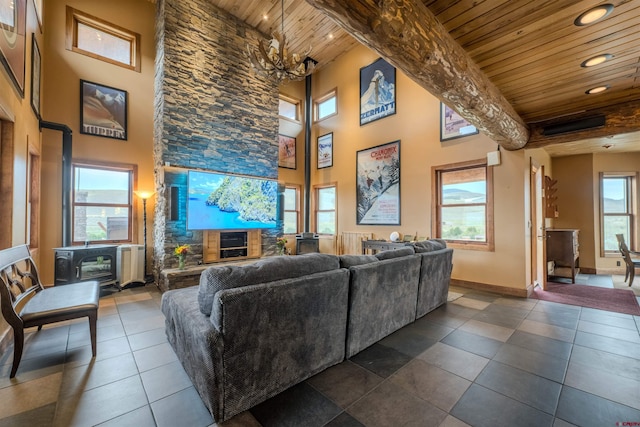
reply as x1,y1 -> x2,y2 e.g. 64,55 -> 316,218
531,159 -> 547,290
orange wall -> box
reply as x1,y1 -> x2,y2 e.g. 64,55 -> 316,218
39,0 -> 156,282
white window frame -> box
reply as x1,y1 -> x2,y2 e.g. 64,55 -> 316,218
314,88 -> 338,122
283,184 -> 301,234
314,183 -> 337,235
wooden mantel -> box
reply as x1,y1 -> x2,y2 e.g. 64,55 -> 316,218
305,0 -> 530,150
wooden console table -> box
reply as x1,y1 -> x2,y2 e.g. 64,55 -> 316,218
362,240 -> 408,255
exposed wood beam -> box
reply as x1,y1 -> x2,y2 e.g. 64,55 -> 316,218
526,99 -> 640,149
304,0 -> 529,150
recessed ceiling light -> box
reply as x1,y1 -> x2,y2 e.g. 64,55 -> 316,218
574,4 -> 614,26
262,13 -> 268,20
328,33 -> 334,40
585,85 -> 610,94
581,53 -> 613,67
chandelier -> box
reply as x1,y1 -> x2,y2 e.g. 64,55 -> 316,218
246,0 -> 315,83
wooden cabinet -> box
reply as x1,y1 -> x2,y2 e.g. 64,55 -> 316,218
203,230 -> 262,263
546,229 -> 579,283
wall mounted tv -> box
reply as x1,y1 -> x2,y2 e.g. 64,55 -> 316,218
187,170 -> 278,230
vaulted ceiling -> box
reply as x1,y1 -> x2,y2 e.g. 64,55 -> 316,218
209,0 -> 640,156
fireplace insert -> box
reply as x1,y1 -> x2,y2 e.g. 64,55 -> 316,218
54,245 -> 118,286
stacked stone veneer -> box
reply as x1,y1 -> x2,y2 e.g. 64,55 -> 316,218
153,0 -> 280,278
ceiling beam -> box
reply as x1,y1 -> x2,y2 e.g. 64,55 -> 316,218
304,0 -> 530,150
526,99 -> 640,149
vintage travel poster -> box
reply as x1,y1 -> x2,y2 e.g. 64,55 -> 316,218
278,134 -> 296,169
356,140 -> 401,225
360,58 -> 396,125
440,103 -> 479,141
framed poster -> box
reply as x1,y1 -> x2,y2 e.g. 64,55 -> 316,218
80,80 -> 128,140
317,132 -> 333,169
33,0 -> 43,30
0,0 -> 27,97
440,102 -> 479,141
30,34 -> 41,118
356,140 -> 401,225
360,57 -> 396,126
278,134 -> 296,169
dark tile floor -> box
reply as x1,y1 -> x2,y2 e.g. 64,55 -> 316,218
0,282 -> 639,426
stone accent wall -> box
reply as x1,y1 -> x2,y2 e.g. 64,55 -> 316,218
153,0 -> 280,280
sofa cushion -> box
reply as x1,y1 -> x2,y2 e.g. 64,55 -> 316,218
339,254 -> 378,268
375,246 -> 415,260
198,253 -> 340,315
410,239 -> 447,253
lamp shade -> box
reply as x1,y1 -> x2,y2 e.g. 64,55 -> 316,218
134,190 -> 155,200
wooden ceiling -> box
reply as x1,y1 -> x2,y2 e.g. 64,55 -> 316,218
207,0 -> 640,156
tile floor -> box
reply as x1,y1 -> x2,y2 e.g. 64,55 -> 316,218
1,282 -> 639,426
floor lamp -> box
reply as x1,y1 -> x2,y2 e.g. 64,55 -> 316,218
134,190 -> 155,283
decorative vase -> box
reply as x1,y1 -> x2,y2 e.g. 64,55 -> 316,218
278,246 -> 285,255
178,256 -> 185,270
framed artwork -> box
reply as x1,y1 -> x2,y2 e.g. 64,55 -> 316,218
30,34 -> 41,118
356,140 -> 401,225
278,134 -> 296,169
0,0 -> 27,97
33,0 -> 43,30
80,80 -> 128,140
317,132 -> 333,169
440,102 -> 479,141
360,57 -> 396,126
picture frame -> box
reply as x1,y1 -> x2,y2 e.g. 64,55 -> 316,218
33,0 -> 43,30
360,57 -> 396,126
440,102 -> 479,141
317,132 -> 333,169
278,134 -> 296,169
80,80 -> 128,140
356,140 -> 401,225
30,33 -> 41,118
0,0 -> 27,97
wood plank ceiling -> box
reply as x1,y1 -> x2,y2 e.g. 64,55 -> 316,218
207,0 -> 640,156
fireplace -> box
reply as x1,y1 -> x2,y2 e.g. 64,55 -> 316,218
296,233 -> 319,254
54,245 -> 118,286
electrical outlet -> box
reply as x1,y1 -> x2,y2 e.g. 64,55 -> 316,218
616,261 -> 621,266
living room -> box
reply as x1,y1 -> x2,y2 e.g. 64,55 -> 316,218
1,0 -> 640,425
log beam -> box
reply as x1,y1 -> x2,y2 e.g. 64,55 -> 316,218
526,99 -> 640,148
305,0 -> 530,150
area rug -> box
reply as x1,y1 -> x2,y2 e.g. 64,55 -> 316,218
532,282 -> 640,316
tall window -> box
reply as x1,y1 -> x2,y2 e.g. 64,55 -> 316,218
283,185 -> 300,234
432,160 -> 494,251
601,173 -> 634,253
315,184 -> 336,235
314,89 -> 337,121
66,6 -> 141,72
72,163 -> 135,244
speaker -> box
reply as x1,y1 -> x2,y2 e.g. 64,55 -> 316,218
169,186 -> 179,221
542,115 -> 605,136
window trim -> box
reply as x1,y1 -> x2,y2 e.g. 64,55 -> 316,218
599,172 -> 636,257
65,6 -> 141,72
283,184 -> 301,235
279,94 -> 301,123
314,88 -> 338,122
314,182 -> 337,236
432,159 -> 494,251
71,160 -> 137,245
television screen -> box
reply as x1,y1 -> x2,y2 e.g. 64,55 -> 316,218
187,170 -> 278,230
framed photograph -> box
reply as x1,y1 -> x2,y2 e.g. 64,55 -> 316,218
440,102 -> 479,141
0,0 -> 27,97
360,57 -> 396,126
356,140 -> 401,225
317,132 -> 333,169
80,80 -> 128,140
30,34 -> 40,118
278,134 -> 296,169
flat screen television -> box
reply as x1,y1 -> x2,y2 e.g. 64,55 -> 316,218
187,170 -> 278,230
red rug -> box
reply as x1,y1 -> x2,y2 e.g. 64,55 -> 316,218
532,282 -> 640,316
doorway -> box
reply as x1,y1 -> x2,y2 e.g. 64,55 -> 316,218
530,160 -> 547,291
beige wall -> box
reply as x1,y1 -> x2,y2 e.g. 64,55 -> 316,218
39,0 -> 156,283
288,44 -> 529,293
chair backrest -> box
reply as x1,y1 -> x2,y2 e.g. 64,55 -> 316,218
0,245 -> 44,327
618,239 -> 635,267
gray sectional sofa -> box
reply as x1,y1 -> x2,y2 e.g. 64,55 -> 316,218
161,240 -> 452,422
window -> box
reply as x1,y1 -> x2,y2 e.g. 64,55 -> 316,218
66,6 -> 141,72
283,185 -> 300,234
279,95 -> 300,122
314,89 -> 337,121
432,159 -> 494,251
72,163 -> 135,244
600,173 -> 635,253
315,184 -> 337,235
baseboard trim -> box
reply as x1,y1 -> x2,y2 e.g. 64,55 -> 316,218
450,279 -> 529,298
